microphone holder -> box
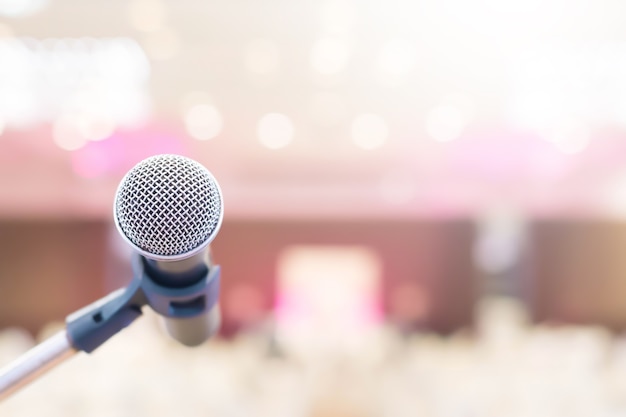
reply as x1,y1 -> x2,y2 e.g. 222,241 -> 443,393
0,254 -> 221,401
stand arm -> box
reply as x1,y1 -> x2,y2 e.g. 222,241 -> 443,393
0,330 -> 76,401
0,280 -> 145,402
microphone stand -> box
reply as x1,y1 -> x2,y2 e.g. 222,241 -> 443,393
0,255 -> 220,401
0,331 -> 76,401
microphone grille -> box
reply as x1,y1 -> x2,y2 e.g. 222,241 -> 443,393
114,154 -> 223,260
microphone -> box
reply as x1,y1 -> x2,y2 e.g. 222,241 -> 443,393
0,154 -> 224,400
113,154 -> 224,346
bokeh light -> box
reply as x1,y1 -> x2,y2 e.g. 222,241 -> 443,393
257,113 -> 294,149
52,116 -> 88,151
351,113 -> 388,150
184,104 -> 223,141
0,37 -> 151,129
426,104 -> 469,142
78,116 -> 115,142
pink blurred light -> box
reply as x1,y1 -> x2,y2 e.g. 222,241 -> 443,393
274,292 -> 313,321
445,128 -> 571,183
71,125 -> 188,178
275,291 -> 382,328
355,295 -> 383,326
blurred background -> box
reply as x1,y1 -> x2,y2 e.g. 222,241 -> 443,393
3,0 -> 626,415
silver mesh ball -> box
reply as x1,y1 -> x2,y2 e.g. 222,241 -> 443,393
114,154 -> 223,259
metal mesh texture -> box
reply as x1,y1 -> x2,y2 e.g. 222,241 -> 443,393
115,155 -> 222,258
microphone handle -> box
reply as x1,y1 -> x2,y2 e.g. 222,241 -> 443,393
0,330 -> 77,401
148,250 -> 222,347
163,304 -> 221,347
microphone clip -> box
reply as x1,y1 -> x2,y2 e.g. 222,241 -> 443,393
65,254 -> 221,353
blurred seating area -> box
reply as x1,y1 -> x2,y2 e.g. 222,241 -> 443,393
2,298 -> 626,417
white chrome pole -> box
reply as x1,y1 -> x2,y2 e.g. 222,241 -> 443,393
0,330 -> 77,401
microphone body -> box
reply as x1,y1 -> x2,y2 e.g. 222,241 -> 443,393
113,154 -> 225,346
144,251 -> 221,346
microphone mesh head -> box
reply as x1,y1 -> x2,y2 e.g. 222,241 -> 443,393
114,154 -> 223,259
